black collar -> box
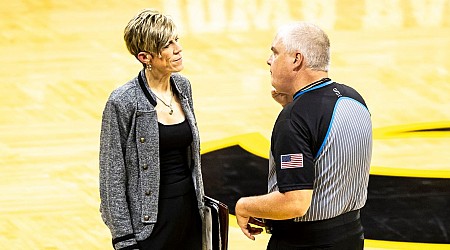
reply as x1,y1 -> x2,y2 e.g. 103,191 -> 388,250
138,71 -> 179,106
293,78 -> 331,99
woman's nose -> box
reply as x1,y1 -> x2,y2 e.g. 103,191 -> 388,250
174,42 -> 182,53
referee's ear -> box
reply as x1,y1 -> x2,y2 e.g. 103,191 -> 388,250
293,52 -> 304,70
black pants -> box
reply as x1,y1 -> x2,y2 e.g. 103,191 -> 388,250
267,210 -> 364,250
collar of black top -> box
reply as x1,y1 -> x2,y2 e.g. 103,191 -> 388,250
293,78 -> 332,100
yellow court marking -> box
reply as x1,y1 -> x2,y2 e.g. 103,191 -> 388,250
373,121 -> 450,140
370,166 -> 450,178
201,132 -> 270,158
364,239 -> 450,250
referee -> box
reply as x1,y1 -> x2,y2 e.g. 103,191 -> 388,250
235,21 -> 372,249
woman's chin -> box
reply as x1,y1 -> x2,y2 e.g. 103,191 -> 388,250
171,65 -> 184,73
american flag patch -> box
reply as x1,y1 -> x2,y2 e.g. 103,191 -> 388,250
280,153 -> 303,169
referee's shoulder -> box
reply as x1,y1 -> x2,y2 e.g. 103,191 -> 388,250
334,82 -> 367,105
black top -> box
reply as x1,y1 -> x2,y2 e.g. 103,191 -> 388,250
268,78 -> 372,221
158,119 -> 193,185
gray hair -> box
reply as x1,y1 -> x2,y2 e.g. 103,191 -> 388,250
277,22 -> 330,71
124,9 -> 177,57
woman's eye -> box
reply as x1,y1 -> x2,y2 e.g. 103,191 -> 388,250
163,38 -> 179,49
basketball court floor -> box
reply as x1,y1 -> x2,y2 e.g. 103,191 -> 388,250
1,1 -> 449,249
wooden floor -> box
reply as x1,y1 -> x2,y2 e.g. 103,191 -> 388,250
1,1 -> 449,249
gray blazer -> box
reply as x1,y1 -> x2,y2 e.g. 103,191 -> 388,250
99,70 -> 206,249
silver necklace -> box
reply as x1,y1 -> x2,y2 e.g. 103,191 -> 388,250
154,92 -> 174,115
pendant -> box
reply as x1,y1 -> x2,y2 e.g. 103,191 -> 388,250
169,109 -> 173,115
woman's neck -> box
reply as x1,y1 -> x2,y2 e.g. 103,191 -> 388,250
145,68 -> 171,92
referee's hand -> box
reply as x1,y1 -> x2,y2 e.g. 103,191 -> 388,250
271,89 -> 293,107
235,198 -> 263,240
236,214 -> 263,240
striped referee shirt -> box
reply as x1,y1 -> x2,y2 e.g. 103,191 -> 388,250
267,78 -> 372,222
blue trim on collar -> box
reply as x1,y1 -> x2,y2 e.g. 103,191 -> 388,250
293,80 -> 333,100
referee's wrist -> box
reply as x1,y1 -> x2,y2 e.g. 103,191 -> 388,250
235,198 -> 248,217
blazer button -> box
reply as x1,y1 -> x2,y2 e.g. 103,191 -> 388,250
144,215 -> 149,221
140,137 -> 145,143
145,190 -> 151,196
143,164 -> 148,170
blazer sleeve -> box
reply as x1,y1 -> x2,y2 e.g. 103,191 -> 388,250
99,98 -> 139,250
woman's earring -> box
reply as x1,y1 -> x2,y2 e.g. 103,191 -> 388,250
147,64 -> 152,71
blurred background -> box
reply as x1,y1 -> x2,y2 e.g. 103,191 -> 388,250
1,0 -> 449,249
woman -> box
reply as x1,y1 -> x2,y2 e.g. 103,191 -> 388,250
99,9 -> 207,250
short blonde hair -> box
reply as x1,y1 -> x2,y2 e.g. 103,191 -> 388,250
124,9 -> 177,57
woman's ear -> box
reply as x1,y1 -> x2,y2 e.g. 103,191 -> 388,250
137,52 -> 153,65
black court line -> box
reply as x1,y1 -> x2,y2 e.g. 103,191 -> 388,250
405,127 -> 450,132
